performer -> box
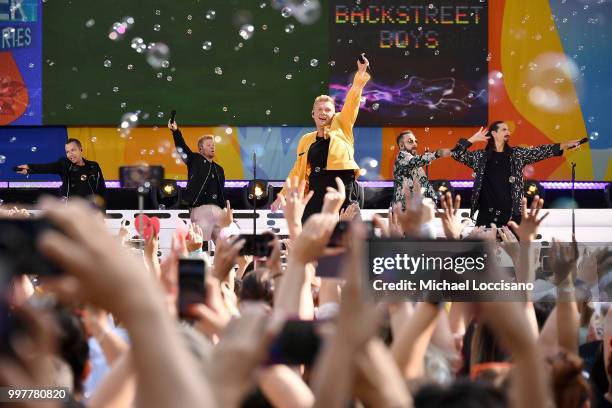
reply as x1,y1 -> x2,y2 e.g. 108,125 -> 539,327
271,54 -> 371,221
451,121 -> 583,226
15,138 -> 106,201
392,130 -> 451,208
168,120 -> 230,241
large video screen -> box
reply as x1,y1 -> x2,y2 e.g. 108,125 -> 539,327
329,1 -> 488,126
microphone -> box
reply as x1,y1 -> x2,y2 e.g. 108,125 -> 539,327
170,110 -> 176,124
576,137 -> 589,146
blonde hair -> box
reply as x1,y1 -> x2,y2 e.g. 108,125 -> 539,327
312,95 -> 335,110
197,135 -> 214,150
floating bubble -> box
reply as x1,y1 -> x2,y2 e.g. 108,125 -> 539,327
0,155 -> 5,164
205,10 -> 216,20
113,86 -> 119,92
372,103 -> 379,110
589,131 -> 599,141
285,74 -> 292,80
186,29 -> 192,35
31,146 -> 37,152
90,136 -> 97,143
85,19 -> 95,28
28,63 -> 35,68
202,41 -> 212,50
187,14 -> 193,20
587,116 -> 595,123
293,56 -> 300,62
166,76 -> 173,81
285,24 -> 295,33
157,112 -> 164,118
120,102 -> 127,108
225,127 -> 232,135
10,137 -> 16,143
260,2 -> 267,8
292,0 -> 322,24
127,64 -> 134,70
80,93 -> 88,99
214,136 -> 222,143
155,9 -> 161,16
329,60 -> 336,66
103,59 -> 112,68
124,16 -> 134,25
214,66 -> 223,75
281,6 -> 293,17
239,24 -> 254,40
153,24 -> 161,31
65,104 -> 73,110
241,79 -> 247,84
119,111 -> 139,136
273,47 -> 280,53
310,59 -> 318,67
143,43 -> 169,69
265,109 -> 271,115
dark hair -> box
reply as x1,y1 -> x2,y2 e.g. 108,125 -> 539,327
397,131 -> 413,147
414,380 -> 507,408
485,121 -> 509,152
239,268 -> 274,306
549,352 -> 592,408
54,307 -> 89,394
65,138 -> 82,149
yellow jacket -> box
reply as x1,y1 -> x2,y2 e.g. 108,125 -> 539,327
280,71 -> 371,196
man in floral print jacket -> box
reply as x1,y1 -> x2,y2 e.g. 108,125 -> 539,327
451,121 -> 583,226
392,130 -> 451,209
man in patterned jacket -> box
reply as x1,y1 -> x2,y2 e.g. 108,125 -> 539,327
451,121 -> 582,226
392,130 -> 451,208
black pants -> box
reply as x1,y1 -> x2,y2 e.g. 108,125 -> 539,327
475,207 -> 517,227
302,170 -> 360,223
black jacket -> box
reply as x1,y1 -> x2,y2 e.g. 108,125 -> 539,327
27,157 -> 106,199
171,129 -> 226,208
451,139 -> 562,220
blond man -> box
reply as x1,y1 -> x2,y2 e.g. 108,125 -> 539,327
168,120 -> 231,241
271,55 -> 371,221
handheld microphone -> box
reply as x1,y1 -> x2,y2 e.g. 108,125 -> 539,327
357,53 -> 366,64
170,110 -> 177,124
576,137 -> 589,146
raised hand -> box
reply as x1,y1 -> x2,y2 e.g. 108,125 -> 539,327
219,200 -> 233,228
191,277 -> 233,338
186,223 -> 204,253
15,164 -> 29,175
560,139 -> 583,150
212,235 -> 245,282
339,202 -> 360,221
439,192 -> 468,240
357,53 -> 369,73
508,196 -> 549,242
289,213 -> 340,264
282,176 -> 314,231
549,238 -> 579,285
167,119 -> 178,131
468,126 -> 489,144
321,177 -> 346,215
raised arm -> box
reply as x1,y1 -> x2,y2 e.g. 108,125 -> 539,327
168,119 -> 194,160
18,159 -> 63,175
514,144 -> 562,166
336,55 -> 371,144
451,127 -> 488,169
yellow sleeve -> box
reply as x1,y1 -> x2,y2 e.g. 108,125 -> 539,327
278,139 -> 305,197
336,71 -> 370,143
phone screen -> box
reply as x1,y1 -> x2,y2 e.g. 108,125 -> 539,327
238,234 -> 274,257
178,259 -> 206,320
316,254 -> 346,278
266,320 -> 323,365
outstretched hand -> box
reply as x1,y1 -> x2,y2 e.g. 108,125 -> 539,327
507,196 -> 548,242
167,119 -> 178,131
468,126 -> 489,144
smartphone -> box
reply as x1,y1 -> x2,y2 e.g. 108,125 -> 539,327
0,218 -> 61,276
327,221 -> 350,247
316,254 -> 346,278
357,53 -> 365,64
239,234 -> 274,257
266,320 -> 323,365
177,258 -> 206,321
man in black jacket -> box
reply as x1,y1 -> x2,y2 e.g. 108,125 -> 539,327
15,138 -> 106,201
168,120 -> 231,241
451,121 -> 582,226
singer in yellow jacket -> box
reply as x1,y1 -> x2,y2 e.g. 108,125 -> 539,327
271,56 -> 371,221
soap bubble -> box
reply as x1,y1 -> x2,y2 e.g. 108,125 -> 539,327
0,155 -> 6,164
265,109 -> 271,115
589,131 -> 599,141
119,111 -> 140,136
273,47 -> 280,53
281,7 -> 292,17
103,59 -> 112,68
285,24 -> 295,33
202,41 -> 212,50
372,103 -> 380,110
310,59 -> 319,67
31,146 -> 37,152
146,43 -> 170,69
293,56 -> 300,62
153,24 -> 161,31
292,0 -> 322,25
127,64 -> 134,70
205,10 -> 216,20
239,24 -> 254,40
285,74 -> 293,80
166,76 -> 173,81
113,86 -> 119,92
85,19 -> 95,28
214,66 -> 223,75
91,137 -> 97,142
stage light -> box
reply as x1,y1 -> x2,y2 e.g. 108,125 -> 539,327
244,179 -> 273,209
524,180 -> 545,201
152,179 -> 181,209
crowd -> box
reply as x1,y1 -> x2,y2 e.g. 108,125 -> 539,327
1,177 -> 612,408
